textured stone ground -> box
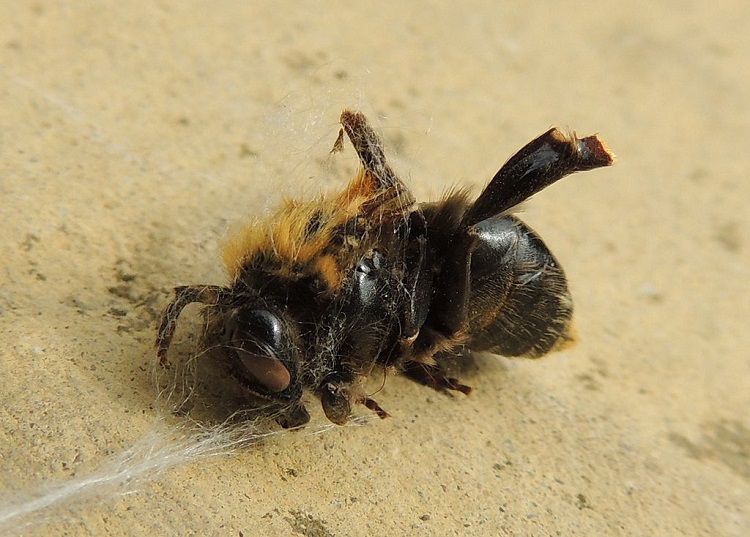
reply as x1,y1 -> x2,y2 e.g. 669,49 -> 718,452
1,2 -> 748,535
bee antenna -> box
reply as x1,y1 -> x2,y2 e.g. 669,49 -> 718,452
156,285 -> 228,367
367,367 -> 389,398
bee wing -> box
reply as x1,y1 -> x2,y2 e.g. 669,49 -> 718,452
462,128 -> 614,227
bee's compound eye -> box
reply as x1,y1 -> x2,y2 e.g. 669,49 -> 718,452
230,309 -> 293,393
238,309 -> 284,349
238,352 -> 291,393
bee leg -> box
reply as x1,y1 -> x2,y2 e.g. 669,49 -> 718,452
401,361 -> 472,395
361,397 -> 390,419
413,228 -> 479,356
339,110 -> 416,215
156,284 -> 227,366
462,128 -> 614,226
340,109 -> 401,191
400,213 -> 431,344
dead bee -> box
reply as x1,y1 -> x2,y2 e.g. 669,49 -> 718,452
156,110 -> 614,428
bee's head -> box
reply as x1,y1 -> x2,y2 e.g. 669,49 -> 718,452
220,306 -> 301,398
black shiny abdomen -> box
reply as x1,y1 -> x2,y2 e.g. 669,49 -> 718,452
467,215 -> 573,357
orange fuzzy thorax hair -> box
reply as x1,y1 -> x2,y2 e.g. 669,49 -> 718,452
221,169 -> 380,291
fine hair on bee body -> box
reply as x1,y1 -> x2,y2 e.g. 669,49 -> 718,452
156,109 -> 614,428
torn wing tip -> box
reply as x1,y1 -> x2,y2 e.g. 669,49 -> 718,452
577,133 -> 616,169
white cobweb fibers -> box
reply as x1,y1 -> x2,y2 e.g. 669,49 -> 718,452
0,389 -> 369,533
0,74 -> 384,534
0,317 -> 371,532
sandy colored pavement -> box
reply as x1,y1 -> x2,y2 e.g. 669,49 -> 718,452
1,2 -> 749,535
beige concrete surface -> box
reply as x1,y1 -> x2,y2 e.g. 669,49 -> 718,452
1,1 -> 748,535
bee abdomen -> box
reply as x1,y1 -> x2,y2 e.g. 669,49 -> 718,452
467,215 -> 574,358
